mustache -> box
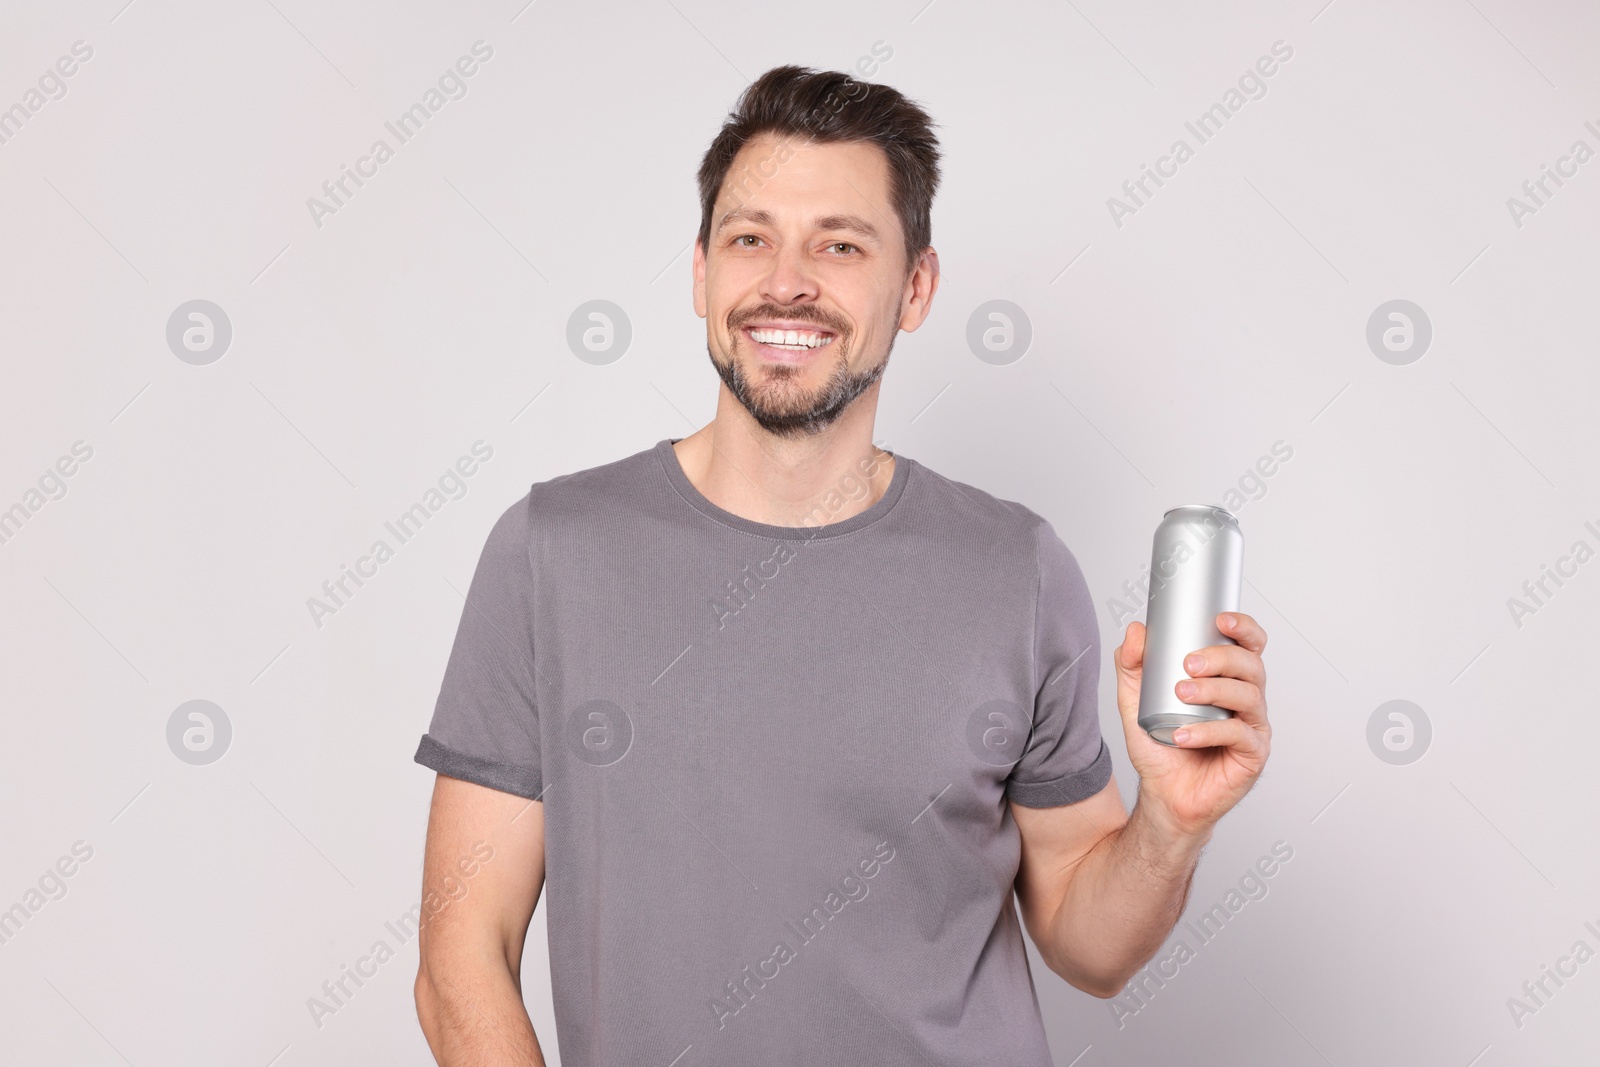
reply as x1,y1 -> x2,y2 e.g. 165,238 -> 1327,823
729,304 -> 849,336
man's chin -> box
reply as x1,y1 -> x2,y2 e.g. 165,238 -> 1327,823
727,379 -> 846,437
708,342 -> 883,437
735,387 -> 837,434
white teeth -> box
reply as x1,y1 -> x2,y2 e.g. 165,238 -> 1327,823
748,327 -> 832,350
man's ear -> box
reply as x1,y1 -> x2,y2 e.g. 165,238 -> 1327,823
692,238 -> 708,319
898,247 -> 940,333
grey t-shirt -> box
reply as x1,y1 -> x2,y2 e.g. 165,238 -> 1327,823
414,437 -> 1112,1065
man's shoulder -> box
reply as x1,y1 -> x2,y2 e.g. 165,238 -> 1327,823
486,440 -> 665,541
532,439 -> 662,501
903,455 -> 1055,553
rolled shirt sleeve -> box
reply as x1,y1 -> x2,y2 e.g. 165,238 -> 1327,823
414,493 -> 543,800
1005,518 -> 1112,808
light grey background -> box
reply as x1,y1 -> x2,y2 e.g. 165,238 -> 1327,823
2,0 -> 1595,1064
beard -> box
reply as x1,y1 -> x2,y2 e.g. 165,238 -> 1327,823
709,307 -> 893,439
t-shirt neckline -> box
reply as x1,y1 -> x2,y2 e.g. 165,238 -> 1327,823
654,438 -> 911,541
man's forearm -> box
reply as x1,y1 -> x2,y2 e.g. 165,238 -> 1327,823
1042,789 -> 1212,998
416,958 -> 547,1066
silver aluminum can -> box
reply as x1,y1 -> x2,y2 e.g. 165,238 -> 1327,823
1137,505 -> 1244,746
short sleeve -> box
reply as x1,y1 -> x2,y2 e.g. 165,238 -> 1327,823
413,493 -> 543,800
1005,519 -> 1113,808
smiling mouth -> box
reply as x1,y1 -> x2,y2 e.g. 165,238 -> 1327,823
744,326 -> 836,352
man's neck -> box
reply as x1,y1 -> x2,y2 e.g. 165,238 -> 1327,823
671,392 -> 895,530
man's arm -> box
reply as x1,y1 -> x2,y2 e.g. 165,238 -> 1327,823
414,774 -> 548,1065
1012,611 -> 1270,997
1012,774 -> 1209,997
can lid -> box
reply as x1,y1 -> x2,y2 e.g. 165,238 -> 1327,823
1163,503 -> 1239,523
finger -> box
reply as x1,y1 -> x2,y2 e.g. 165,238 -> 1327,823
1182,645 -> 1266,690
1116,621 -> 1145,674
1169,713 -> 1266,755
1218,612 -> 1266,654
1174,676 -> 1266,726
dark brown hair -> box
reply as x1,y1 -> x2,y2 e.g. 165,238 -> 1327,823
696,65 -> 942,275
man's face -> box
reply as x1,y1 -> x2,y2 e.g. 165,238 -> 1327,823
693,134 -> 930,438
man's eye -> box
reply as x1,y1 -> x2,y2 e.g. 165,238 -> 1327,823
830,242 -> 858,255
735,234 -> 763,247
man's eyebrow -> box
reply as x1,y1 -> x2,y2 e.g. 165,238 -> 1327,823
715,207 -> 775,234
813,214 -> 881,242
715,207 -> 883,243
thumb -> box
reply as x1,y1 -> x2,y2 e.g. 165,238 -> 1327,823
1114,621 -> 1147,728
1116,621 -> 1145,677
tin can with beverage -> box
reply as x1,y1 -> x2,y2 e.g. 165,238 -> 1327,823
1137,505 -> 1244,746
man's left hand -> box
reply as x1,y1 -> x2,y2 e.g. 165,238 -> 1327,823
1112,612 -> 1271,840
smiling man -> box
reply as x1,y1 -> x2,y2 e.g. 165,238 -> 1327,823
411,65 -> 1272,1066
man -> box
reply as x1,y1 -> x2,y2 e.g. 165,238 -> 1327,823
412,65 -> 1271,1065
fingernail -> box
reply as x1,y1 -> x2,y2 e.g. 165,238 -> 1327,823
1221,614 -> 1236,630
1172,728 -> 1190,743
1177,681 -> 1196,697
1185,654 -> 1205,674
